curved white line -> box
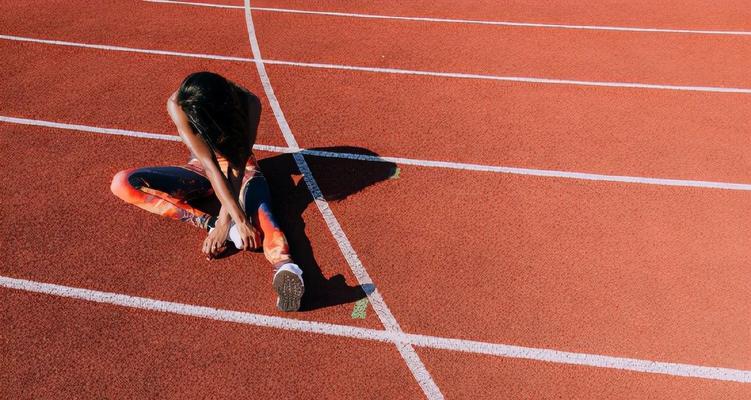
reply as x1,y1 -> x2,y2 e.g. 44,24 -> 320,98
241,2 -> 444,398
5,115 -> 751,192
144,0 -> 751,37
260,58 -> 751,94
5,34 -> 751,94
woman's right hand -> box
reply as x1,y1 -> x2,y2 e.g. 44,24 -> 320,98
204,220 -> 230,260
234,220 -> 262,251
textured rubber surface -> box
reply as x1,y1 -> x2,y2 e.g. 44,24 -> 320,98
251,9 -> 751,87
273,270 -> 305,312
2,0 -> 750,397
0,40 -> 287,148
417,347 -> 751,399
0,289 -> 423,399
266,65 -> 751,183
325,163 -> 751,370
252,0 -> 751,31
0,126 -> 378,328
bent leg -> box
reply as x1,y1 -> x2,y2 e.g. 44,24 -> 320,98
240,170 -> 292,267
110,165 -> 215,229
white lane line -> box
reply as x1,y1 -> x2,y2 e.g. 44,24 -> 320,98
242,1 -> 443,398
144,0 -> 751,37
2,275 -> 750,384
300,148 -> 751,191
0,34 -> 250,62
0,115 -> 288,153
145,0 -> 243,9
259,58 -> 751,94
4,33 -> 751,94
4,115 -> 751,192
0,115 -> 182,142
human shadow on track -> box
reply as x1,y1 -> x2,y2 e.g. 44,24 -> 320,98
191,146 -> 398,311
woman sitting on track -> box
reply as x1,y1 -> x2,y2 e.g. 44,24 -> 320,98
110,71 -> 304,312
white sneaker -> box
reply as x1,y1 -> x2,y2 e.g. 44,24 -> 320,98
273,263 -> 304,312
209,223 -> 243,250
227,223 -> 243,249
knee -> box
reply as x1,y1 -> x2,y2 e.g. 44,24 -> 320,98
110,169 -> 137,201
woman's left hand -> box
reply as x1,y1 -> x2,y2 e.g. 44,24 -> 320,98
234,220 -> 261,251
203,221 -> 230,260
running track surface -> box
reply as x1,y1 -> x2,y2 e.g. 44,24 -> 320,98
1,0 -> 750,398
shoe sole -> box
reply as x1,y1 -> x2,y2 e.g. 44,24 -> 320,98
273,270 -> 304,312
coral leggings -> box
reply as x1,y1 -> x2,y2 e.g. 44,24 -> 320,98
110,155 -> 291,267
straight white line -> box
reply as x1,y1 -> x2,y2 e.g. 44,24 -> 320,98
0,34 -> 250,63
144,0 -> 751,37
4,115 -> 751,192
241,17 -> 297,149
260,59 -> 751,94
0,115 -> 288,154
145,0 -> 243,9
299,148 -> 751,191
4,33 -> 751,94
1,275 -> 750,384
0,115 -> 182,142
242,2 -> 443,398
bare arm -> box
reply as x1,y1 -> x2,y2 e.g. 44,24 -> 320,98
167,92 -> 247,226
215,164 -> 245,227
215,88 -> 259,227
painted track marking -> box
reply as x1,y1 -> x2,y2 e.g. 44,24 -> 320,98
4,115 -> 751,192
2,2 -> 749,389
241,2 -> 444,398
144,0 -> 751,37
2,0 -> 747,394
4,34 -> 751,94
1,275 -> 750,384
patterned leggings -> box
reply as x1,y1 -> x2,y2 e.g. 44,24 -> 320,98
110,157 -> 292,267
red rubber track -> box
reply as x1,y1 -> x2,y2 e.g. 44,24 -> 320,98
268,65 -> 751,182
326,163 -> 751,370
419,348 -> 750,399
5,41 -> 751,183
251,0 -> 751,31
2,0 -> 750,398
0,125 -> 380,328
0,41 -> 286,147
1,290 -> 421,399
252,11 -> 751,87
0,0 -> 250,57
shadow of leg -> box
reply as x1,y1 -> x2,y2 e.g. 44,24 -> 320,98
261,147 -> 399,311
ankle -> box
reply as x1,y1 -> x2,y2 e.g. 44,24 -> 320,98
274,263 -> 303,278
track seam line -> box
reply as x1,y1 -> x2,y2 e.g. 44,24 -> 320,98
256,59 -> 751,94
1,275 -> 750,383
241,2 -> 444,398
2,1 -> 747,390
144,0 -> 751,37
0,34 -> 250,62
4,115 -> 751,192
4,34 -> 751,94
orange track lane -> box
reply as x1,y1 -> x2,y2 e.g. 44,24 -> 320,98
3,0 -> 751,397
0,289 -> 423,399
418,348 -> 751,399
250,8 -> 751,87
0,41 -> 285,148
253,0 -> 751,31
0,125 -> 378,328
0,0 -> 248,57
324,163 -> 751,370
267,65 -> 751,183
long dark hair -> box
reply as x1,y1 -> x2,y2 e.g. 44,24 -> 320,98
177,71 -> 253,167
